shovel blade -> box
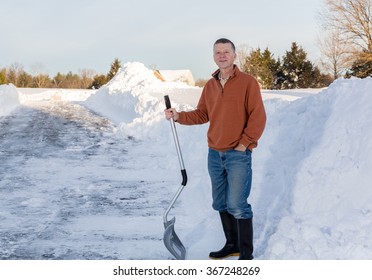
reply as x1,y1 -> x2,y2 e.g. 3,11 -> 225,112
163,217 -> 186,260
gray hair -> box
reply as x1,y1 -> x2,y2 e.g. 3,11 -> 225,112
214,38 -> 236,52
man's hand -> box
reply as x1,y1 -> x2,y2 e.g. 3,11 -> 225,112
164,108 -> 180,121
234,143 -> 246,152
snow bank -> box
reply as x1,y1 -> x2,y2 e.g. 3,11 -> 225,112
18,88 -> 95,102
84,62 -> 197,139
261,88 -> 324,101
83,62 -> 372,259
0,84 -> 21,116
255,77 -> 372,259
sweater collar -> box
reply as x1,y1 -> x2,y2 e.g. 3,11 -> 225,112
212,64 -> 239,80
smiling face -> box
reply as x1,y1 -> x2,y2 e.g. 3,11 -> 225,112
213,42 -> 236,70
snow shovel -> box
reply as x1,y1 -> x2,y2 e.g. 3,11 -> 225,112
163,95 -> 187,260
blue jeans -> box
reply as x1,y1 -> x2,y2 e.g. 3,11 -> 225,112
208,148 -> 253,219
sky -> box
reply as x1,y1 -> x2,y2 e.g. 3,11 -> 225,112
0,0 -> 325,80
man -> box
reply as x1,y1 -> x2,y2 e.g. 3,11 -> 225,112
164,38 -> 266,260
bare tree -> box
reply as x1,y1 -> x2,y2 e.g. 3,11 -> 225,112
317,29 -> 351,79
320,0 -> 372,57
79,69 -> 96,89
318,0 -> 372,77
236,44 -> 251,70
6,62 -> 24,86
31,63 -> 50,88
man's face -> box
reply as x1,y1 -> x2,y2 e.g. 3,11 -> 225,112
213,43 -> 236,70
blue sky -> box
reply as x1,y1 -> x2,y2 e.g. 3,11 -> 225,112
1,0 -> 324,79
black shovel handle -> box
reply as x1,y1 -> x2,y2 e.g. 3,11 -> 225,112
164,95 -> 172,109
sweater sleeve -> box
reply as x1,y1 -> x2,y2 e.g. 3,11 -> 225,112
240,79 -> 266,150
177,88 -> 209,125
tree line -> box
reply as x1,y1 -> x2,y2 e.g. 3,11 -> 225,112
236,42 -> 332,89
0,43 -> 333,90
0,58 -> 122,89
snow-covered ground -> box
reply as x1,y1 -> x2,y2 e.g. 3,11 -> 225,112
1,62 -> 372,260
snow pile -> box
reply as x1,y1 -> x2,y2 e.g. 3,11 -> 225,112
254,77 -> 372,259
84,61 -> 196,139
83,62 -> 372,259
0,84 -> 21,116
84,62 -> 161,124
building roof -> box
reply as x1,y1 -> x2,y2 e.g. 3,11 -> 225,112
155,69 -> 195,86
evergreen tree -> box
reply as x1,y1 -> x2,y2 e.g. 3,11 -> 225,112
346,52 -> 372,78
107,58 -> 122,81
280,42 -> 320,89
272,58 -> 286,89
52,72 -> 66,88
90,74 -> 108,89
262,48 -> 279,88
242,47 -> 278,89
56,71 -> 81,89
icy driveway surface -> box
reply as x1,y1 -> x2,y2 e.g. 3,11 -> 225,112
0,101 -> 171,259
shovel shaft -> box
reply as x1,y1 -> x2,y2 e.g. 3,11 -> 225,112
169,118 -> 186,171
163,95 -> 188,222
164,95 -> 187,181
163,184 -> 186,224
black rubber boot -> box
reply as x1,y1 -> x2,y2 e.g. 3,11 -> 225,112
237,218 -> 254,260
209,212 -> 240,259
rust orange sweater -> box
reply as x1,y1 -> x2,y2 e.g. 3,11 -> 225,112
178,66 -> 266,151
